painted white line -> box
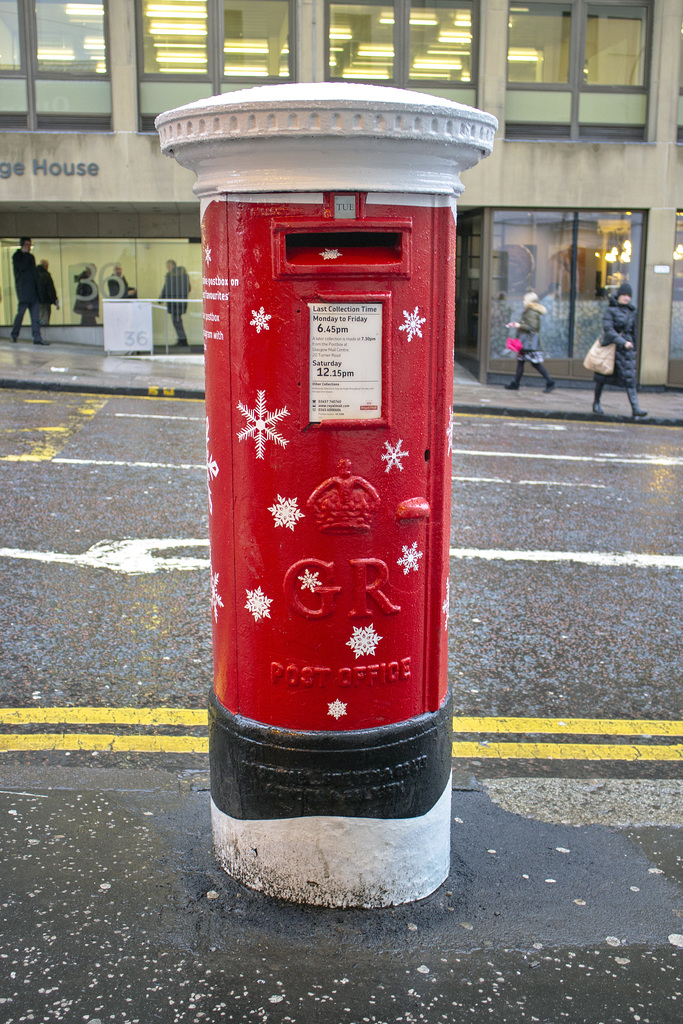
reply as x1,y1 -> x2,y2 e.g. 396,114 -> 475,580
449,548 -> 683,569
452,448 -> 683,467
0,539 -> 210,575
0,790 -> 49,799
53,458 -> 204,470
114,413 -> 204,421
452,475 -> 606,489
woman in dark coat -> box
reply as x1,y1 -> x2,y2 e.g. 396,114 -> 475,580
593,283 -> 647,419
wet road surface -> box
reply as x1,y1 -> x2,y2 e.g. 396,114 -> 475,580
0,389 -> 682,1022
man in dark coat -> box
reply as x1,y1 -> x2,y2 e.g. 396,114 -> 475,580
11,237 -> 49,345
593,282 -> 646,419
36,259 -> 59,326
160,260 -> 190,345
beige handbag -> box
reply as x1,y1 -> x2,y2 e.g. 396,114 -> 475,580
583,335 -> 616,375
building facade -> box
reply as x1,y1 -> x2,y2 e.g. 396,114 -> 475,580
1,0 -> 682,383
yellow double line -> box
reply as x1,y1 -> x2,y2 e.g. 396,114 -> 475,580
452,716 -> 683,761
1,708 -> 682,761
0,707 -> 208,754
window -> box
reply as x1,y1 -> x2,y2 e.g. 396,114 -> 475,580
326,1 -> 476,103
490,209 -> 643,371
506,1 -> 649,141
0,0 -> 111,130
670,212 -> 683,383
138,0 -> 293,131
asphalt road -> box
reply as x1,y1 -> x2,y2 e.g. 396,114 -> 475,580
1,389 -> 682,1024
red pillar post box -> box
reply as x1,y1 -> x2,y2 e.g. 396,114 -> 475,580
157,84 -> 496,907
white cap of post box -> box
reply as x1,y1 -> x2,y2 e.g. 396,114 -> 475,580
155,82 -> 497,198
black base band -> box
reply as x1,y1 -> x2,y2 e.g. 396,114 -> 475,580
209,692 -> 453,821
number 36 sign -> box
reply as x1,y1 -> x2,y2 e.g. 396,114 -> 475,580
103,299 -> 154,354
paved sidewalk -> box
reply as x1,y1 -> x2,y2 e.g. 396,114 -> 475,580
1,337 -> 683,424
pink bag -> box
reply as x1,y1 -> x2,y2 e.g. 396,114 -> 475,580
506,336 -> 523,353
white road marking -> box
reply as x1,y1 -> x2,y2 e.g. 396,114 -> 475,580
449,548 -> 683,569
114,413 -> 204,421
452,475 -> 606,489
53,457 -> 204,470
452,448 -> 683,467
0,538 -> 210,575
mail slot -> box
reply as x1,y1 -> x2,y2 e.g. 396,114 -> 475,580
157,82 -> 497,907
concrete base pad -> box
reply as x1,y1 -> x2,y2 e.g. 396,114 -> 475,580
211,778 -> 452,907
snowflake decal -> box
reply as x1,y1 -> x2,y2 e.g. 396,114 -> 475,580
205,416 -> 219,516
250,306 -> 272,333
346,623 -> 382,659
203,243 -> 212,266
442,577 -> 450,632
211,569 -> 224,622
298,569 -> 320,592
320,248 -> 342,260
381,438 -> 409,473
397,541 -> 424,575
245,586 -> 272,622
399,306 -> 426,343
237,389 -> 290,460
328,698 -> 348,720
447,408 -> 454,456
268,495 -> 304,531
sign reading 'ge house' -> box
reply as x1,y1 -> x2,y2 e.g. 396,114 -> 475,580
0,159 -> 99,180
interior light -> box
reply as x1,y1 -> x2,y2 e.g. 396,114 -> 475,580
438,31 -> 471,42
341,69 -> 390,79
156,53 -> 208,62
37,49 -> 75,60
673,244 -> 683,260
329,31 -> 353,40
148,24 -> 207,34
224,65 -> 268,75
379,17 -> 395,24
413,60 -> 462,70
507,50 -> 539,62
409,17 -> 438,25
146,4 -> 207,15
224,44 -> 270,53
65,3 -> 103,15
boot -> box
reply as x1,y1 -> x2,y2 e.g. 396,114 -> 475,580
505,362 -> 524,390
592,382 -> 604,415
627,387 -> 647,419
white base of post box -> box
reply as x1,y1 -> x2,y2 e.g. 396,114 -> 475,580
211,777 -> 451,908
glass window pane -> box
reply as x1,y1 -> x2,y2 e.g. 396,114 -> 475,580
574,211 -> 642,358
35,0 -> 107,75
670,212 -> 683,365
585,6 -> 646,87
142,0 -> 208,76
507,3 -> 571,84
491,211 -> 574,358
0,0 -> 22,69
328,2 -> 394,81
409,2 -> 472,84
223,1 -> 290,79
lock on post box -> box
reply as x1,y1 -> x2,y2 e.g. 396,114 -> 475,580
157,84 -> 496,907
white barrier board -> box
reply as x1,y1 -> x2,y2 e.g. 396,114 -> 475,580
103,300 -> 154,354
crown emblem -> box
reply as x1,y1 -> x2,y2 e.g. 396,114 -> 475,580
307,459 -> 380,533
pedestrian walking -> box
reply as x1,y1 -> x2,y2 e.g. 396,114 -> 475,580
36,259 -> 59,325
160,260 -> 190,345
592,282 -> 647,419
504,291 -> 555,392
73,264 -> 99,326
10,237 -> 49,345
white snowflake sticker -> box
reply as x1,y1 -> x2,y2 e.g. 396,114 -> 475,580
250,306 -> 272,333
397,541 -> 424,575
447,407 -> 454,456
442,577 -> 450,631
399,306 -> 426,343
211,569 -> 224,622
381,438 -> 409,473
327,698 -> 348,720
203,243 -> 212,266
237,389 -> 289,460
268,495 -> 304,531
320,248 -> 342,260
205,416 -> 219,516
346,623 -> 382,659
245,586 -> 272,622
298,569 -> 320,592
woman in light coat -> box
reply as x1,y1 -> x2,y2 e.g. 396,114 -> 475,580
504,291 -> 555,393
